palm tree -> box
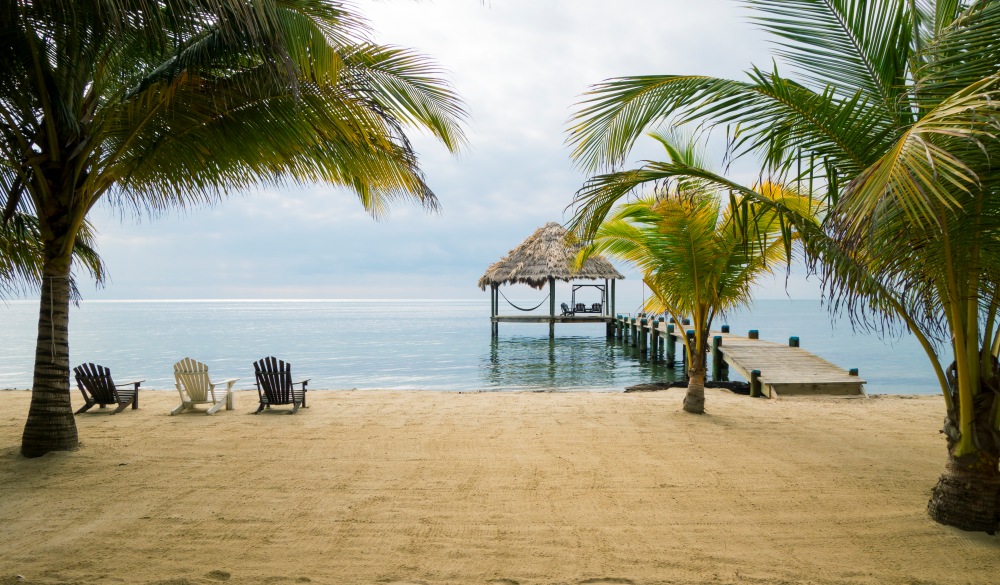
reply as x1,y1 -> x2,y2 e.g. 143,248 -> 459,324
1,213 -> 104,299
1,1 -> 466,457
576,134 -> 817,413
566,0 -> 1000,532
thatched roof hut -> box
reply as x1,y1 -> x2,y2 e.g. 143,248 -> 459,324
478,222 -> 623,290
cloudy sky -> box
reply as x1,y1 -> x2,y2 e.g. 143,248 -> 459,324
81,0 -> 820,304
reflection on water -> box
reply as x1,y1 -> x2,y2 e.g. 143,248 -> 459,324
482,335 -> 684,391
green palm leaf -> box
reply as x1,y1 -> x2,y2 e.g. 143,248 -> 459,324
743,0 -> 911,117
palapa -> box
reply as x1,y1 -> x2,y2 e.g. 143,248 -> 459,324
478,222 -> 623,290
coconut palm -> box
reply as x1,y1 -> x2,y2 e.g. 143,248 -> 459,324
1,213 -> 104,299
1,1 -> 466,457
576,134 -> 817,413
566,0 -> 1000,532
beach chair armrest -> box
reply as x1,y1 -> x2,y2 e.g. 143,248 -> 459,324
292,379 -> 310,388
211,377 -> 240,390
115,379 -> 144,388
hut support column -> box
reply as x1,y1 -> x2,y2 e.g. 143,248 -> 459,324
491,284 -> 499,338
548,276 -> 555,338
611,279 -> 616,317
605,279 -> 613,337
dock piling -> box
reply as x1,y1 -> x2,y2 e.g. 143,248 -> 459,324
789,336 -> 800,347
750,369 -> 762,397
711,335 -> 723,381
666,324 -> 676,363
748,329 -> 759,340
638,318 -> 648,356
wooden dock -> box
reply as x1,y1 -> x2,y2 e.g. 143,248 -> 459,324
493,315 -> 614,324
614,315 -> 865,397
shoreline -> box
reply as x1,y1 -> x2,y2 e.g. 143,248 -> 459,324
0,389 -> 992,584
0,386 -> 946,397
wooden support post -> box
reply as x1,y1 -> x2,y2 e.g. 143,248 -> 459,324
711,335 -> 723,381
548,276 -> 555,339
657,318 -> 666,358
750,370 -> 762,397
849,368 -> 859,376
611,279 -> 616,317
682,318 -> 690,325
606,320 -> 615,338
616,315 -> 624,340
491,284 -> 499,338
638,318 -> 648,356
748,329 -> 759,340
650,320 -> 660,360
721,325 -> 730,333
789,336 -> 800,347
666,323 -> 676,363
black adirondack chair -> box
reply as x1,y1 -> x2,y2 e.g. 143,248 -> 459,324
253,356 -> 310,414
73,363 -> 143,414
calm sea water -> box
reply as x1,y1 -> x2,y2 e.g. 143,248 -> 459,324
0,299 -> 940,394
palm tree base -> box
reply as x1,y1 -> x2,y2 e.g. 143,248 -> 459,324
682,393 -> 705,414
927,467 -> 1000,534
20,408 -> 79,458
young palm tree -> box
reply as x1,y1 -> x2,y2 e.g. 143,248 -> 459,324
567,0 -> 1000,532
1,1 -> 466,457
576,134 -> 817,413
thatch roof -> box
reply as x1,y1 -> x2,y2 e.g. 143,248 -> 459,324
478,222 -> 624,290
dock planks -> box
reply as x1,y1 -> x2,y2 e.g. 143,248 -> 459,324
639,318 -> 866,397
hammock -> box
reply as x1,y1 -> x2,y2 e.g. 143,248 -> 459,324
498,289 -> 550,312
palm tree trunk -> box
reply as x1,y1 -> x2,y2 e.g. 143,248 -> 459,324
683,352 -> 707,414
928,457 -> 1000,534
20,234 -> 78,458
927,389 -> 1000,534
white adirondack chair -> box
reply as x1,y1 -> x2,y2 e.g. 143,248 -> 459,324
171,357 -> 238,415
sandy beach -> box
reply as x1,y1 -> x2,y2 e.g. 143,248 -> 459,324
0,388 -> 996,585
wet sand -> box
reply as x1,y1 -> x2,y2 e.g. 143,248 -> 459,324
0,388 -> 996,584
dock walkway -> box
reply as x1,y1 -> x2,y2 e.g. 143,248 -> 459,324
615,316 -> 865,397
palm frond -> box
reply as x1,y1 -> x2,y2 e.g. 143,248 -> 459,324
834,75 -> 1000,237
743,0 -> 912,118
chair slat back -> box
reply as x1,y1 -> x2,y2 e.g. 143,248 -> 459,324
174,357 -> 212,402
74,363 -> 118,403
254,356 -> 293,405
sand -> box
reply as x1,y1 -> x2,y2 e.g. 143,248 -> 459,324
0,388 -> 997,585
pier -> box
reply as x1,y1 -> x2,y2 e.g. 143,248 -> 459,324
611,315 -> 866,397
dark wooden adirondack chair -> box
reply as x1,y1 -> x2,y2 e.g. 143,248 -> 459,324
253,356 -> 310,414
73,363 -> 143,414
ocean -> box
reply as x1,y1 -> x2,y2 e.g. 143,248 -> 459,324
0,298 -> 940,395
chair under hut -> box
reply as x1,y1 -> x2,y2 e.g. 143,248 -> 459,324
478,222 -> 623,337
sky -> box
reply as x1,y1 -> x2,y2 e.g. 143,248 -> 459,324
81,0 -> 822,305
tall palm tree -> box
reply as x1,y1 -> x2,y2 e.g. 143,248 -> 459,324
1,213 -> 104,299
1,1 -> 466,457
576,134 -> 817,413
566,0 -> 1000,532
